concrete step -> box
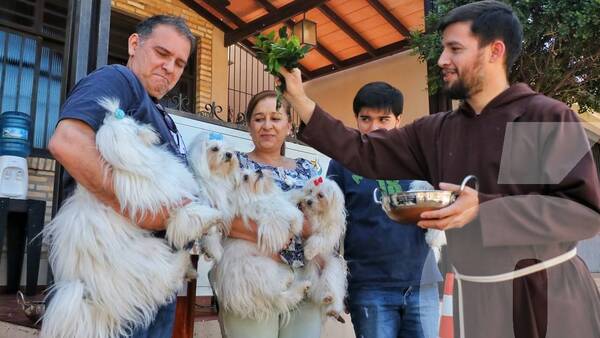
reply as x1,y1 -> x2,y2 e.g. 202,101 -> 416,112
0,321 -> 38,338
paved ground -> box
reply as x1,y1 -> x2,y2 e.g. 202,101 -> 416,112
4,278 -> 600,338
0,322 -> 37,338
0,314 -> 356,338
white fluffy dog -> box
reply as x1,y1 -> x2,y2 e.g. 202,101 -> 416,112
187,133 -> 239,261
293,177 -> 348,323
212,169 -> 310,322
408,180 -> 447,262
41,98 -> 222,338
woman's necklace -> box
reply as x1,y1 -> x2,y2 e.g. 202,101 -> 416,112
249,152 -> 290,168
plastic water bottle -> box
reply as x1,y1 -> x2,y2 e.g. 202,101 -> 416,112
0,111 -> 32,199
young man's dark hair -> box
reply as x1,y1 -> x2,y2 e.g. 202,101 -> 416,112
352,81 -> 404,117
438,0 -> 523,72
136,15 -> 196,51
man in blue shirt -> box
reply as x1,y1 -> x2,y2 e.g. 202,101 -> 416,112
48,15 -> 194,338
327,82 -> 442,338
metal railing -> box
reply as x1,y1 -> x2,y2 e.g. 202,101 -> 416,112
226,43 -> 301,138
0,28 -> 64,152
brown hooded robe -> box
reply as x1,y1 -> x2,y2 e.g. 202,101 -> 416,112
298,84 -> 600,338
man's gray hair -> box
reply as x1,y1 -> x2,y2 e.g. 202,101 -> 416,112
136,15 -> 196,51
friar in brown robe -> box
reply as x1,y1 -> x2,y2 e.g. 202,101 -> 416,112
298,86 -> 600,338
277,1 -> 600,337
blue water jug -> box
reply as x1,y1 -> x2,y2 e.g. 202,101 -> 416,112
0,111 -> 32,157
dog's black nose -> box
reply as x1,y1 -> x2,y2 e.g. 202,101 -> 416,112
225,152 -> 232,159
243,174 -> 249,181
307,199 -> 313,206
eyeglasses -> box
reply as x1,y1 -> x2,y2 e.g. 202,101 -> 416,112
156,103 -> 187,163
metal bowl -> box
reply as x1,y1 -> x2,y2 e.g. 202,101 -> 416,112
17,291 -> 45,323
374,175 -> 478,223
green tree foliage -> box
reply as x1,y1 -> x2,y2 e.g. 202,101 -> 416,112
411,0 -> 600,112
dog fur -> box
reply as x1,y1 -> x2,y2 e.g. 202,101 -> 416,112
187,134 -> 239,261
41,98 -> 222,338
211,169 -> 310,322
293,177 -> 348,322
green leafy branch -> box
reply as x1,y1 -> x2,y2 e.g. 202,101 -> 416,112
254,26 -> 312,108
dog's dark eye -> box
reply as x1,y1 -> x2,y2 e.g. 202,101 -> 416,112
308,189 -> 312,194
317,192 -> 324,199
211,146 -> 219,152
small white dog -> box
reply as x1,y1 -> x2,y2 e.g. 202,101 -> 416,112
408,180 -> 447,262
212,169 -> 311,322
188,133 -> 240,261
187,133 -> 238,214
293,177 -> 348,323
41,98 -> 222,338
187,133 -> 239,261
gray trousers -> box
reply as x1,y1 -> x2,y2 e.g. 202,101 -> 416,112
219,301 -> 322,338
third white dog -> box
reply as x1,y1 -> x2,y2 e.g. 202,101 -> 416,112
293,177 -> 348,323
211,169 -> 310,322
187,133 -> 239,261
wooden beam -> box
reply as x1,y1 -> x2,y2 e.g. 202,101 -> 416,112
239,39 -> 258,54
239,39 -> 313,80
314,43 -> 341,68
255,1 -> 342,70
309,40 -> 411,78
366,0 -> 411,37
224,0 -> 327,46
256,0 -> 277,12
282,22 -> 341,68
180,0 -> 233,32
298,64 -> 313,80
318,4 -> 377,56
203,0 -> 245,27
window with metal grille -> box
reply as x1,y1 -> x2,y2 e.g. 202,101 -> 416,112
226,43 -> 301,136
0,0 -> 67,154
108,11 -> 197,114
226,43 -> 276,124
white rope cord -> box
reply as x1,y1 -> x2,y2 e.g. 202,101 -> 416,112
452,248 -> 577,338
